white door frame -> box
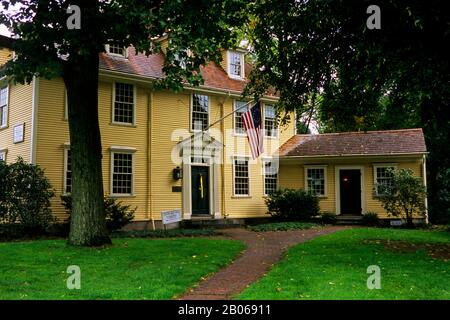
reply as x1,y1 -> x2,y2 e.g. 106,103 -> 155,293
335,165 -> 365,215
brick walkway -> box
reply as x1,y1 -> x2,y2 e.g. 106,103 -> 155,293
179,226 -> 347,300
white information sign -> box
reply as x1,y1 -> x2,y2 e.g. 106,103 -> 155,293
161,209 -> 182,225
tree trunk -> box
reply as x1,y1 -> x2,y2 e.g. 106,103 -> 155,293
63,55 -> 111,246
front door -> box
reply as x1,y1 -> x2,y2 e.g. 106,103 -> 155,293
191,166 -> 210,216
339,169 -> 362,215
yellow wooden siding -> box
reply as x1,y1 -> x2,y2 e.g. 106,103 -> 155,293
36,78 -> 150,221
0,48 -> 12,66
220,50 -> 228,73
0,82 -> 33,163
278,158 -> 424,219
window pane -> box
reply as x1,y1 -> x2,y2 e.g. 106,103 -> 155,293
65,150 -> 72,194
192,94 -> 209,131
234,159 -> 249,195
376,166 -> 394,194
264,161 -> 278,195
234,100 -> 248,134
113,153 -> 133,194
229,52 -> 242,76
264,104 -> 277,137
307,168 -> 325,196
108,44 -> 126,56
114,83 -> 134,124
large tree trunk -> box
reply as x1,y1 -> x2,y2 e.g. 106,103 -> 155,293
63,55 -> 111,246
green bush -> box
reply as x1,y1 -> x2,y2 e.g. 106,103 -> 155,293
377,168 -> 427,226
61,195 -> 135,232
362,211 -> 380,226
264,188 -> 320,220
0,158 -> 55,234
320,212 -> 337,224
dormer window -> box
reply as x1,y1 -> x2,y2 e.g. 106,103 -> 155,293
105,44 -> 127,58
227,51 -> 244,79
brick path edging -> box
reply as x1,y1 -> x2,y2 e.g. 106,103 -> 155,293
178,226 -> 347,300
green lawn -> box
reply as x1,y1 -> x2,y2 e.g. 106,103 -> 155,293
0,238 -> 244,300
238,228 -> 450,300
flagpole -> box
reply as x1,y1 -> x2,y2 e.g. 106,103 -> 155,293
204,99 -> 255,131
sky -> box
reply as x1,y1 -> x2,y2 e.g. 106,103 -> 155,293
0,24 -> 11,37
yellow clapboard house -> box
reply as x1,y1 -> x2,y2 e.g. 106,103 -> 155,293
0,35 -> 428,226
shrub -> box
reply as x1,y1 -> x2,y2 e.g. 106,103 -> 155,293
362,211 -> 380,226
265,188 -> 320,220
61,195 -> 135,232
320,212 -> 337,225
1,158 -> 55,234
377,168 -> 427,226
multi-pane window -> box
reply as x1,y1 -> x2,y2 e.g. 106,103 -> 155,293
228,51 -> 243,78
375,166 -> 395,195
64,149 -> 72,194
0,86 -> 8,128
106,44 -> 127,57
264,104 -> 277,137
306,167 -> 326,196
234,158 -> 249,196
112,152 -> 134,195
234,100 -> 248,134
113,82 -> 134,124
264,161 -> 278,195
191,94 -> 209,131
0,150 -> 6,162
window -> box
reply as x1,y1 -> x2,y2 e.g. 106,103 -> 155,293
0,86 -> 8,128
111,151 -> 134,195
234,100 -> 248,134
264,161 -> 278,195
228,51 -> 243,79
305,166 -> 326,196
0,149 -> 6,162
191,94 -> 209,131
113,82 -> 135,125
374,165 -> 396,195
233,157 -> 249,196
105,44 -> 127,58
64,149 -> 72,194
264,104 -> 277,137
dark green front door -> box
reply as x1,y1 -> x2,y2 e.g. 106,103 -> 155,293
191,166 -> 210,215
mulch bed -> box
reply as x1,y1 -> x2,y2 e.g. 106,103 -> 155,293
365,239 -> 450,261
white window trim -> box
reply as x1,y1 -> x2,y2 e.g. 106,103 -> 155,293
373,163 -> 398,196
0,148 -> 7,162
227,51 -> 245,80
263,103 -> 279,139
62,145 -> 71,195
0,84 -> 9,129
262,158 -> 279,196
109,147 -> 136,197
232,155 -> 251,197
233,99 -> 249,136
111,82 -> 137,126
190,93 -> 210,132
304,165 -> 328,197
105,44 -> 128,58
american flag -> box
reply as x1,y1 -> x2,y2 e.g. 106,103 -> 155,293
242,101 -> 264,159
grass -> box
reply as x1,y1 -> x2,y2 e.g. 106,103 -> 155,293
248,221 -> 320,232
0,238 -> 244,300
238,228 -> 450,300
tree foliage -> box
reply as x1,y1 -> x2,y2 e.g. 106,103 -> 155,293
378,169 -> 427,226
246,0 -> 450,223
0,0 -> 248,246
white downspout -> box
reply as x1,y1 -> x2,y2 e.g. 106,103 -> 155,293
30,76 -> 39,164
422,154 -> 429,224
